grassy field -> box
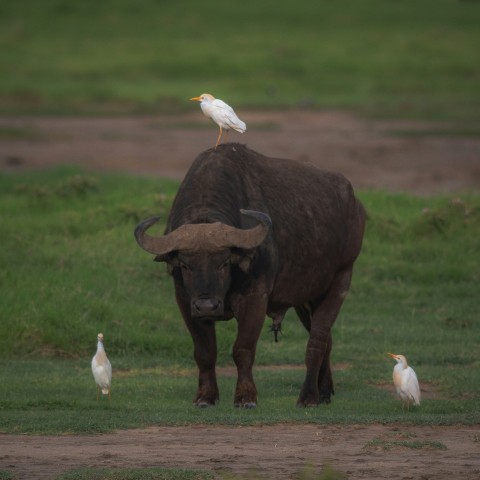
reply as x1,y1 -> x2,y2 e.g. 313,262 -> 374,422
0,168 -> 478,434
0,0 -> 479,120
1,3 -> 478,479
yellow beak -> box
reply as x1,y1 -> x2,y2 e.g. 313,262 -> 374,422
387,352 -> 397,359
190,96 -> 202,101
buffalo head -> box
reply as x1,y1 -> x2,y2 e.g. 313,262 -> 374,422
135,210 -> 271,318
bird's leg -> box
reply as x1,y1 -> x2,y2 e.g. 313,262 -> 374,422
96,386 -> 100,401
215,127 -> 223,149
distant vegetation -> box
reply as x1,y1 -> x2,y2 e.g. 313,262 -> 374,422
0,0 -> 479,119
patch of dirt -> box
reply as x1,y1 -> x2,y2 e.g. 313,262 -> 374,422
1,110 -> 480,194
1,111 -> 479,479
1,424 -> 479,479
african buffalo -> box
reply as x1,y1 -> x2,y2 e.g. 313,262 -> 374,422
135,143 -> 366,408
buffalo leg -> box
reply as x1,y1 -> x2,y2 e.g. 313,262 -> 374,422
184,318 -> 219,407
317,331 -> 334,403
295,304 -> 334,403
175,285 -> 219,407
297,266 -> 353,407
232,294 -> 268,408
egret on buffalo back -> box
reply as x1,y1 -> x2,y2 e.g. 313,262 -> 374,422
190,93 -> 246,149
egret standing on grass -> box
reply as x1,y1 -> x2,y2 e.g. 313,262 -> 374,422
190,93 -> 246,149
92,333 -> 112,400
388,352 -> 421,407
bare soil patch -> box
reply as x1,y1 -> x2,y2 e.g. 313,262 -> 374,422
1,110 -> 479,194
1,424 -> 479,480
1,111 -> 479,479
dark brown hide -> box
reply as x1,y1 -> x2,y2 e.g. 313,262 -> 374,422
135,143 -> 366,408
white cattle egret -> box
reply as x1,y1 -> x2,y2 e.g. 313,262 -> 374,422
91,333 -> 112,400
190,93 -> 246,149
388,352 -> 420,407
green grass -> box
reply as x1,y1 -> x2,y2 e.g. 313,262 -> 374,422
56,467 -> 213,480
387,127 -> 480,138
0,168 -> 479,433
363,430 -> 448,452
0,0 -> 479,120
1,463 -> 348,479
0,472 -> 17,480
53,465 -> 345,480
0,125 -> 45,140
364,438 -> 447,451
207,465 -> 347,480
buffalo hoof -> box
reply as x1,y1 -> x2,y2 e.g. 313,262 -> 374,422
296,400 -> 319,408
319,395 -> 332,404
194,399 -> 216,408
296,394 -> 332,407
234,401 -> 257,409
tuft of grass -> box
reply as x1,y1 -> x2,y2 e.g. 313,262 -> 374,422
364,438 -> 447,451
0,125 -> 43,140
0,472 -> 17,480
387,127 -> 480,138
14,173 -> 99,201
220,463 -> 347,480
56,467 -> 213,480
363,429 -> 448,452
55,465 -> 347,480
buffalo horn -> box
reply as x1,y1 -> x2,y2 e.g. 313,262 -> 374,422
134,210 -> 271,256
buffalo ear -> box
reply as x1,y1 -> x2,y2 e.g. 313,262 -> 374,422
231,249 -> 256,273
154,253 -> 179,275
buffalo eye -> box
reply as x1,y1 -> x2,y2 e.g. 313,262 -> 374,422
179,261 -> 191,271
218,259 -> 230,271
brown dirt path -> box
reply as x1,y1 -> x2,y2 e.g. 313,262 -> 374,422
1,424 -> 479,480
1,111 -> 479,194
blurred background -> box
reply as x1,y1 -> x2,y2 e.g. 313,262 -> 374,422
1,0 -> 479,118
1,0 -> 479,192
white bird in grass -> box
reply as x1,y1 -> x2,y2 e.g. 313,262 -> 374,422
190,93 -> 246,149
388,352 -> 420,408
92,333 -> 112,400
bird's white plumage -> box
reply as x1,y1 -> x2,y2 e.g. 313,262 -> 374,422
190,93 -> 246,148
388,353 -> 420,407
201,97 -> 246,133
92,333 -> 112,398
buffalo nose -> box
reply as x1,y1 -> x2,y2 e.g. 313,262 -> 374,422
192,298 -> 222,317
